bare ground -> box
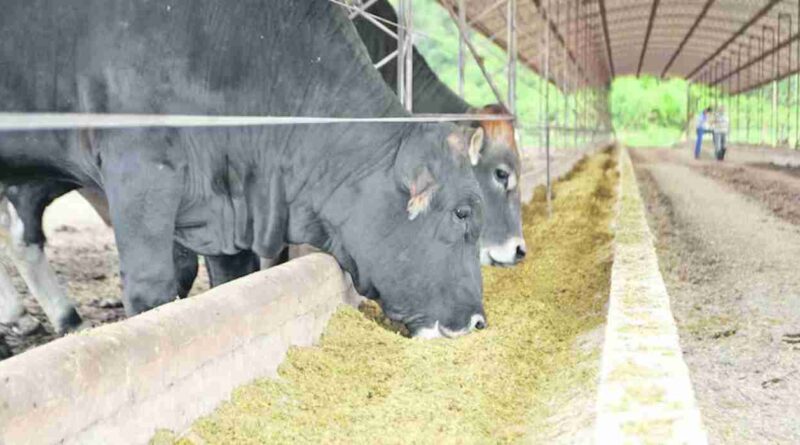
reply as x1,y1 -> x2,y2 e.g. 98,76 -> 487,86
631,147 -> 800,444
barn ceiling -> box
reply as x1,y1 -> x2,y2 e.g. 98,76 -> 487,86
439,0 -> 800,94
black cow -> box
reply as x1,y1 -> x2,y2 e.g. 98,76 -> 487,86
354,0 -> 525,266
0,0 -> 486,338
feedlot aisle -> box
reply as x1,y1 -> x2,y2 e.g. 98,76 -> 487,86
632,148 -> 800,444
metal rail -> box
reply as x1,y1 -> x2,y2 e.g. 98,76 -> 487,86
0,112 -> 514,132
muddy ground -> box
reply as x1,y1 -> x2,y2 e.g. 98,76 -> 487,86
631,145 -> 800,444
0,192 -> 210,356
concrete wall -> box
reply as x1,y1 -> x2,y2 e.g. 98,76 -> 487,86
594,148 -> 707,444
0,253 -> 353,445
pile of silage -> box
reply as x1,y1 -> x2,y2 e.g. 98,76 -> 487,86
158,148 -> 618,444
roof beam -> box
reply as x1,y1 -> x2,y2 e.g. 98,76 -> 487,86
685,0 -> 782,80
598,0 -> 615,77
660,0 -> 715,77
637,0 -> 661,76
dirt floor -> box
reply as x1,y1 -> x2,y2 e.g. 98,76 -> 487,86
0,192 -> 210,356
631,145 -> 800,444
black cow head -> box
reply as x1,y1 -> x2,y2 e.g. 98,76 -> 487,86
328,124 -> 486,339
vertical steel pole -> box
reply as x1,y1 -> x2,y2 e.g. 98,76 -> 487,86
770,27 -> 777,147
458,0 -> 466,98
687,80 -> 692,141
737,44 -> 742,144
714,63 -> 719,109
556,0 -> 562,150
713,63 -> 717,109
574,0 -> 580,147
760,27 -> 765,146
727,57 -> 732,142
562,0 -> 569,149
544,0 -> 552,216
405,0 -> 413,111
397,0 -> 406,107
778,14 -> 790,144
582,0 -> 587,147
748,36 -> 757,145
506,0 -> 517,150
539,19 -> 546,153
396,0 -> 413,112
507,0 -> 517,115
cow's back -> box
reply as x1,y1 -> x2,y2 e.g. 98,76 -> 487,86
0,0 -> 403,119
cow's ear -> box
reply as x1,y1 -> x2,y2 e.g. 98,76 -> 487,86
467,127 -> 485,166
447,127 -> 484,165
406,167 -> 438,220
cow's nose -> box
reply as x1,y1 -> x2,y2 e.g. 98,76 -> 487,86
515,245 -> 527,261
471,314 -> 487,330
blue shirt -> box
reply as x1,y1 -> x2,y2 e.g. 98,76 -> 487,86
696,113 -> 707,131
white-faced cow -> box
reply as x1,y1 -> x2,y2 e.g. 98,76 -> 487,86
0,0 -> 486,339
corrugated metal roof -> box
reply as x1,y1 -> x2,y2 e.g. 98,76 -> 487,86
440,0 -> 800,93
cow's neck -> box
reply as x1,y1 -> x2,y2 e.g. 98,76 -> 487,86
408,53 -> 471,114
245,121 -> 409,262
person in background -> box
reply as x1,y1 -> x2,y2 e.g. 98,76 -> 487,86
694,107 -> 712,159
712,106 -> 729,161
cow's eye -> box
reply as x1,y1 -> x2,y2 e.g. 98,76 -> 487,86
494,168 -> 510,187
455,206 -> 472,220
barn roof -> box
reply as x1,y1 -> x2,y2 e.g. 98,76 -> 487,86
439,0 -> 800,93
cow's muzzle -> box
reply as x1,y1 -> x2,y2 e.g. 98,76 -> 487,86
480,237 -> 526,266
413,314 -> 486,339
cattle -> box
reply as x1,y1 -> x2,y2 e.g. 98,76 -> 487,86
354,0 -> 526,266
0,0 -> 486,338
1,0 -> 525,338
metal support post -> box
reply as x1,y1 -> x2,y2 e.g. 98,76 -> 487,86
768,26 -> 777,147
574,0 -> 580,147
543,0 -> 552,216
779,13 -> 791,145
507,0 -> 517,115
396,0 -> 411,111
748,35 -> 758,144
737,44 -> 743,143
458,0 -> 466,98
539,23 -> 546,153
760,28 -> 766,145
562,0 -> 569,149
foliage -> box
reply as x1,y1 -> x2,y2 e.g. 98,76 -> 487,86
611,74 -> 800,148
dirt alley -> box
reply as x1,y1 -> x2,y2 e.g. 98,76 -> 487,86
631,145 -> 800,444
